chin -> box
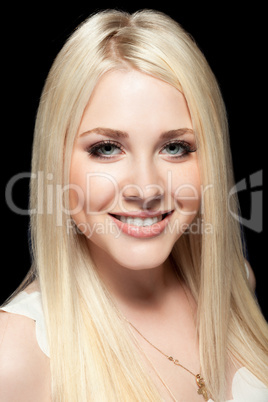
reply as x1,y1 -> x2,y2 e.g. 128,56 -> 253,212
115,254 -> 169,271
88,235 -> 176,272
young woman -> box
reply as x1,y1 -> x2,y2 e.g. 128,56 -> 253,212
0,9 -> 267,402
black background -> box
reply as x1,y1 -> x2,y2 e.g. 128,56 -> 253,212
2,2 -> 266,319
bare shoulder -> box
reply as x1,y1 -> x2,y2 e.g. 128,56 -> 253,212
0,311 -> 51,401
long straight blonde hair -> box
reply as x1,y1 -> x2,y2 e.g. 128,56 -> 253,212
20,9 -> 268,401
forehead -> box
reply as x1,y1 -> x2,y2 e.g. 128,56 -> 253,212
79,69 -> 192,135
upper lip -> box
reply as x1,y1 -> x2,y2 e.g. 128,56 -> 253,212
109,210 -> 174,218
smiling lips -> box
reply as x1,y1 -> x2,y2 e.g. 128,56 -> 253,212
109,211 -> 173,238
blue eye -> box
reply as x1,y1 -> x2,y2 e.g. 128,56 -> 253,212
161,140 -> 196,158
164,143 -> 184,155
87,141 -> 123,159
97,144 -> 120,155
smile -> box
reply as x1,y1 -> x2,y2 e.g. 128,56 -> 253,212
111,212 -> 171,227
109,211 -> 174,238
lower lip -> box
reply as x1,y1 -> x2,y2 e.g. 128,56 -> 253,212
109,213 -> 173,238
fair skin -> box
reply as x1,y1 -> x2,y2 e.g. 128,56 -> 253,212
0,69 -> 256,401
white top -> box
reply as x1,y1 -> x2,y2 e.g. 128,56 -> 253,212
1,291 -> 49,357
1,291 -> 267,402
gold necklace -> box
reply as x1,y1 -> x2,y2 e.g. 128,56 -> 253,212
126,320 -> 210,401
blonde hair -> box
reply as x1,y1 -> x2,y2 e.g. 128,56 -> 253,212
20,9 -> 268,401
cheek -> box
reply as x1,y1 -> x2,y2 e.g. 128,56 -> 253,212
171,163 -> 201,214
86,175 -> 119,213
69,161 -> 119,215
174,186 -> 201,214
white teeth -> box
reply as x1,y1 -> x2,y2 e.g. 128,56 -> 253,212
143,217 -> 158,226
117,215 -> 161,226
130,218 -> 144,226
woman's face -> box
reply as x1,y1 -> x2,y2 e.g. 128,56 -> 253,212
69,69 -> 201,271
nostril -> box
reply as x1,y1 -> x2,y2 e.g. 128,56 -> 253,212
121,184 -> 144,200
123,195 -> 143,202
142,194 -> 164,210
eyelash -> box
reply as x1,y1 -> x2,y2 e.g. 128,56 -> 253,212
86,140 -> 124,159
160,140 -> 197,159
86,139 -> 196,160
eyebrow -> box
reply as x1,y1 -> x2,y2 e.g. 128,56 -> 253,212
79,127 -> 129,139
79,127 -> 194,140
159,128 -> 194,140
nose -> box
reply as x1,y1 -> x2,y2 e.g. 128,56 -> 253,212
121,160 -> 164,210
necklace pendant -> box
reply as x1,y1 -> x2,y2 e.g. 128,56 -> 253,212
196,374 -> 209,401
